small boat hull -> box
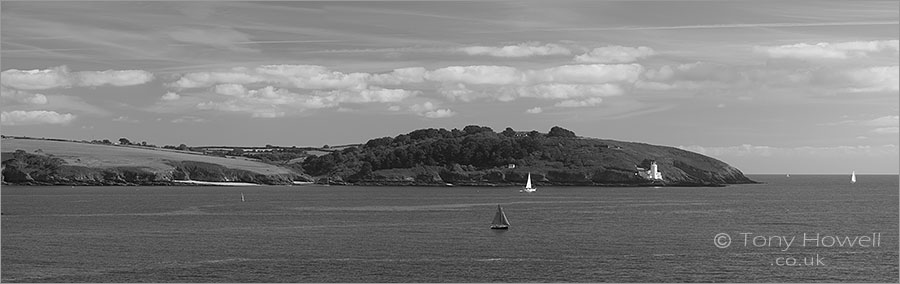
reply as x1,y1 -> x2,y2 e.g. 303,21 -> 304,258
490,225 -> 509,230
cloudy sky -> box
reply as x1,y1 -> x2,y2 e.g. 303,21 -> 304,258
1,1 -> 898,174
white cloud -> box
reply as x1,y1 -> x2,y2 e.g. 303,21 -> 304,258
76,69 -> 154,87
1,110 -> 75,126
112,116 -> 139,123
528,64 -> 643,84
555,97 -> 604,107
1,66 -> 73,90
161,92 -> 181,101
426,65 -> 523,85
409,101 -> 456,118
197,85 -> 336,118
679,144 -> 899,158
1,87 -> 48,105
214,84 -> 248,96
171,67 -> 266,88
518,83 -> 624,99
171,116 -> 207,124
861,115 -> 900,127
1,66 -> 154,90
756,40 -> 900,59
574,45 -> 656,63
526,107 -> 543,114
370,67 -> 427,85
423,108 -> 456,118
353,88 -> 418,103
254,65 -> 370,90
842,66 -> 899,92
460,42 -> 571,57
872,127 -> 899,134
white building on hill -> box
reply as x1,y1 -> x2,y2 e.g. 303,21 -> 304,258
636,161 -> 663,180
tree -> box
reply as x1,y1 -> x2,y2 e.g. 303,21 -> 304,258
548,126 -> 576,138
501,127 -> 516,137
118,138 -> 131,145
176,144 -> 189,151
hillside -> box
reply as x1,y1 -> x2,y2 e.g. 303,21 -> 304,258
300,126 -> 756,186
2,126 -> 755,187
1,139 -> 307,185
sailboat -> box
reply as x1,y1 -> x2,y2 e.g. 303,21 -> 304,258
241,192 -> 245,202
490,205 -> 510,230
521,172 -> 536,193
850,171 -> 856,184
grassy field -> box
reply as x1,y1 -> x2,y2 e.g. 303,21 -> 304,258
1,138 -> 295,175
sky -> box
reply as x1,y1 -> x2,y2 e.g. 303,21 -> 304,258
1,1 -> 898,174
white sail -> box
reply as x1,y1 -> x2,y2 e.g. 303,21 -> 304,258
522,172 -> 536,192
526,173 -> 532,188
241,192 -> 245,202
851,171 -> 856,183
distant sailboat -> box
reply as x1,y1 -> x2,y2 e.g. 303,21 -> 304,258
241,192 -> 245,202
850,171 -> 856,184
490,205 -> 510,230
786,173 -> 790,178
521,172 -> 536,193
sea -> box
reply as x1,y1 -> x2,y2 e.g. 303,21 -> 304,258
1,174 -> 898,282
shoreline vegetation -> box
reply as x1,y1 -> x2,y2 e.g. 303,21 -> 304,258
1,125 -> 756,187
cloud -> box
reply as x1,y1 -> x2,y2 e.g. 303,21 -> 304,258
425,65 -> 523,85
554,97 -> 604,107
756,40 -> 900,60
112,116 -> 140,123
574,45 -> 655,63
423,108 -> 456,118
77,69 -> 155,87
460,42 -> 571,57
861,115 -> 899,127
872,127 -> 899,134
161,92 -> 181,101
1,66 -> 72,90
171,116 -> 207,124
518,83 -> 624,99
409,101 -> 456,118
353,88 -> 418,103
1,110 -> 75,125
526,107 -> 543,114
528,64 -> 643,84
637,61 -> 898,95
370,67 -> 427,85
254,65 -> 370,90
171,67 -> 267,88
842,66 -> 899,92
1,87 -> 48,105
679,144 -> 899,158
1,66 -> 154,90
198,85 -> 335,118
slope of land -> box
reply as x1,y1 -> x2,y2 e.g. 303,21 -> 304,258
2,125 -> 756,187
1,139 -> 306,185
299,126 -> 756,186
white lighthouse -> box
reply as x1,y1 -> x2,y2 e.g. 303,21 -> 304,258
636,161 -> 663,180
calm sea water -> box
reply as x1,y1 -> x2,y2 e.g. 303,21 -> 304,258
2,175 -> 898,282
